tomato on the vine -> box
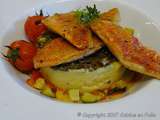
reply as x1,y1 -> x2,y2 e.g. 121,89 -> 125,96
4,40 -> 37,72
24,15 -> 47,44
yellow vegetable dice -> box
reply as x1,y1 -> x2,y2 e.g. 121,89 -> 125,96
33,78 -> 45,90
41,85 -> 55,97
68,89 -> 80,102
56,90 -> 71,102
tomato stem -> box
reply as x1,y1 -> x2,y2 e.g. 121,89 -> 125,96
35,9 -> 44,16
4,47 -> 20,62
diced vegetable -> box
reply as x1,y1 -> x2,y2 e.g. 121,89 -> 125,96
31,70 -> 42,81
56,89 -> 71,102
108,70 -> 135,95
37,37 -> 48,48
41,85 -> 55,97
81,92 -> 102,103
26,79 -> 35,87
46,81 -> 57,91
33,78 -> 45,90
26,71 -> 42,87
108,93 -> 124,101
68,89 -> 80,102
92,91 -> 105,99
108,87 -> 127,95
37,32 -> 55,48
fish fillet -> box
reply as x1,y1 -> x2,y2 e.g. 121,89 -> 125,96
42,8 -> 120,50
33,8 -> 120,68
100,8 -> 120,23
42,12 -> 92,50
33,37 -> 103,68
90,19 -> 160,79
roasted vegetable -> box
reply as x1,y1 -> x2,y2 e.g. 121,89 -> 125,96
26,71 -> 42,87
56,89 -> 71,102
81,92 -> 102,103
68,89 -> 80,102
33,78 -> 45,90
37,31 -> 58,48
41,85 -> 55,97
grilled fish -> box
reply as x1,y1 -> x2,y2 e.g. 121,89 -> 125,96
100,8 -> 120,23
90,19 -> 160,79
34,37 -> 103,68
42,8 -> 120,50
34,8 -> 120,68
42,12 -> 92,49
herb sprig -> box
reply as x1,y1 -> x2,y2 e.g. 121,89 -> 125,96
75,4 -> 100,24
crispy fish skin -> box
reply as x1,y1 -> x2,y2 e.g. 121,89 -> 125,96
33,8 -> 121,69
42,12 -> 93,50
100,8 -> 120,23
33,37 -> 103,68
34,8 -> 120,68
90,19 -> 160,79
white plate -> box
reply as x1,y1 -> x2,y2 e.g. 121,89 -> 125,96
0,0 -> 160,120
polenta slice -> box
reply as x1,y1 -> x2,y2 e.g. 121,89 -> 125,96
33,37 -> 103,68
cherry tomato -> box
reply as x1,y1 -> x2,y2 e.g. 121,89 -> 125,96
5,40 -> 37,72
24,16 -> 47,44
